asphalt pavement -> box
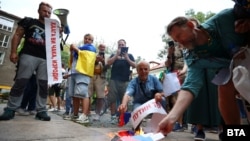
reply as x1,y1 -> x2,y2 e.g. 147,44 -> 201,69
0,102 -> 220,141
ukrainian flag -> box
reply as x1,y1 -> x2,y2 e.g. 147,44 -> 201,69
75,44 -> 96,77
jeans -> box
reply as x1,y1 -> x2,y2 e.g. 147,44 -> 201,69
64,87 -> 73,113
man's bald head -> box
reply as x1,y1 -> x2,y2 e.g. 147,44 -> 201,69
136,61 -> 150,82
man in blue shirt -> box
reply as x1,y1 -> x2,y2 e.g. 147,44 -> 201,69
118,61 -> 166,113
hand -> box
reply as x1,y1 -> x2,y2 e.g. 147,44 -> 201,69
168,46 -> 175,55
123,52 -> 129,60
9,52 -> 18,64
118,104 -> 127,113
116,47 -> 121,56
177,70 -> 185,76
96,55 -> 104,62
70,44 -> 74,52
154,93 -> 162,103
157,115 -> 176,135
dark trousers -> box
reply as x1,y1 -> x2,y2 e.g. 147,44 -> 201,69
20,74 -> 37,111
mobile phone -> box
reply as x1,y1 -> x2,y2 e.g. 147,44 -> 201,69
99,52 -> 104,58
121,47 -> 128,54
168,41 -> 174,47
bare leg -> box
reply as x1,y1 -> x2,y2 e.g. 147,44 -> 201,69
218,79 -> 240,124
49,95 -> 56,109
73,97 -> 80,116
56,96 -> 61,110
82,98 -> 90,116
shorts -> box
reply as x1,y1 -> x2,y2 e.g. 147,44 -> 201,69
107,79 -> 128,104
68,73 -> 90,98
88,75 -> 106,98
48,84 -> 61,97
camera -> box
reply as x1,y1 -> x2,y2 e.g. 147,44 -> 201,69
168,41 -> 174,47
99,52 -> 104,58
121,47 -> 128,55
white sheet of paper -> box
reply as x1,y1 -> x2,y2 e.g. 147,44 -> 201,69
162,73 -> 181,96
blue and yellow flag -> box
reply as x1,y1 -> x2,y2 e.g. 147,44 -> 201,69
75,44 -> 96,77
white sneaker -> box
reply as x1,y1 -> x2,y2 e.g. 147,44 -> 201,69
48,108 -> 57,112
16,108 -> 29,116
76,114 -> 89,124
75,114 -> 83,121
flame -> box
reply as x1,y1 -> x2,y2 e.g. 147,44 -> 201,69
135,127 -> 144,135
106,132 -> 116,139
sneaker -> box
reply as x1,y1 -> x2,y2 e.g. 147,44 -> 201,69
182,123 -> 188,130
218,130 -> 224,141
172,122 -> 184,132
92,114 -> 100,121
16,108 -> 29,116
109,115 -> 118,124
76,114 -> 89,124
62,112 -> 70,120
48,108 -> 57,112
191,125 -> 197,134
194,130 -> 206,141
29,110 -> 36,115
71,114 -> 79,121
35,111 -> 51,121
62,112 -> 69,116
75,114 -> 83,121
63,114 -> 71,120
0,107 -> 15,120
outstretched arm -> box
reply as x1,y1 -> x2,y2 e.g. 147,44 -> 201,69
118,94 -> 131,113
157,89 -> 194,135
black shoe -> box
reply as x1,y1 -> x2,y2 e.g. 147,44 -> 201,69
194,130 -> 206,141
0,107 -> 15,120
218,131 -> 224,141
35,111 -> 51,121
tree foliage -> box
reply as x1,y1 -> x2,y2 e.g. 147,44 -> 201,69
185,9 -> 215,23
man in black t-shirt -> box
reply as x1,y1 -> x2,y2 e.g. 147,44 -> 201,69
0,2 -> 54,121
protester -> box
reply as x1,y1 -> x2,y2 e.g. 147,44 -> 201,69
118,60 -> 165,113
157,8 -> 248,135
69,33 -> 96,124
47,64 -> 65,112
0,2 -> 54,121
47,83 -> 62,112
62,67 -> 73,120
88,44 -> 109,121
107,39 -> 136,124
162,41 -> 187,132
118,61 -> 166,130
15,41 -> 37,116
